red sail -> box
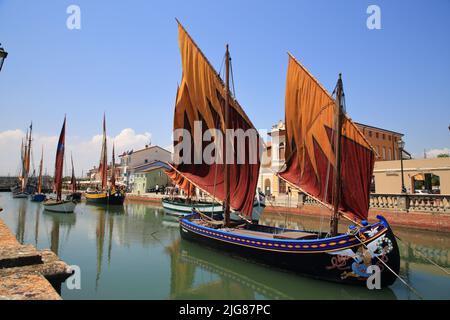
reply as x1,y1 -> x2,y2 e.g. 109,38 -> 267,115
279,54 -> 375,221
54,117 -> 66,201
172,23 -> 261,217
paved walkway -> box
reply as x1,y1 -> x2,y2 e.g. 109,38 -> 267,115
0,217 -> 71,300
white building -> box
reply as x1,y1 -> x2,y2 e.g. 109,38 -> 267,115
119,145 -> 172,188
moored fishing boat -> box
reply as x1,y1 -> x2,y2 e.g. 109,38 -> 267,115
12,123 -> 34,198
43,116 -> 77,213
173,22 -> 400,287
66,154 -> 81,202
85,122 -> 125,205
30,146 -> 46,202
162,195 -> 265,221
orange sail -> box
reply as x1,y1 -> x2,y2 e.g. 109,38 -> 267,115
166,168 -> 195,198
171,22 -> 261,216
279,54 -> 375,221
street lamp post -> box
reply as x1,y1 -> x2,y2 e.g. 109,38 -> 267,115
0,44 -> 8,73
398,139 -> 406,193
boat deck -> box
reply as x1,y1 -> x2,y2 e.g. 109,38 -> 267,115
188,218 -> 319,240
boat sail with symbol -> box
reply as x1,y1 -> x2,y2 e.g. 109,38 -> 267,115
172,21 -> 400,287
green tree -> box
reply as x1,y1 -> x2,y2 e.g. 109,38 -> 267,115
437,153 -> 449,158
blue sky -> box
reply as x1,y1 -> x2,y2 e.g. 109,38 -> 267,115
0,0 -> 449,174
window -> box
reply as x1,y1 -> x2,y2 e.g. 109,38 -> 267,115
375,132 -> 379,139
368,131 -> 372,138
382,134 -> 385,140
387,148 -> 392,160
279,143 -> 285,161
278,178 -> 286,194
388,135 -> 392,141
144,159 -> 148,164
382,147 -> 386,160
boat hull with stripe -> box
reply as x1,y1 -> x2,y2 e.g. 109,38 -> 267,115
180,213 -> 400,287
85,191 -> 125,205
30,193 -> 46,202
43,200 -> 76,213
162,197 -> 266,222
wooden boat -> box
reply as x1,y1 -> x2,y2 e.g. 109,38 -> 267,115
30,146 -> 46,202
66,154 -> 81,202
173,22 -> 400,287
43,117 -> 77,213
86,122 -> 125,205
162,196 -> 265,221
13,123 -> 33,198
43,199 -> 76,213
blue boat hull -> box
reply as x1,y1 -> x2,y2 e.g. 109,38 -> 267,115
180,213 -> 400,287
30,193 -> 46,202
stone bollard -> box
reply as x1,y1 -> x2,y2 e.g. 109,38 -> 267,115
397,194 -> 409,212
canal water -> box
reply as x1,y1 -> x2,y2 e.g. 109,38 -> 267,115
0,192 -> 449,300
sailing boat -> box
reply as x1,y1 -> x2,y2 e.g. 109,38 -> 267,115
163,169 -> 265,221
12,123 -> 34,198
30,146 -> 46,202
66,154 -> 82,202
43,117 -> 77,213
174,23 -> 400,287
85,115 -> 125,205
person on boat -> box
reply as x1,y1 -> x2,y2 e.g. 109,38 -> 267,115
155,184 -> 159,194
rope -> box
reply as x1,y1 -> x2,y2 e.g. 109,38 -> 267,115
354,234 -> 423,299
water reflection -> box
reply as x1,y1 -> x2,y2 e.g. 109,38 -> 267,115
16,199 -> 27,243
165,238 -> 397,300
41,211 -> 76,256
1,192 -> 448,300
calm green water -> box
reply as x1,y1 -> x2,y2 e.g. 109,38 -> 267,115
0,192 -> 449,300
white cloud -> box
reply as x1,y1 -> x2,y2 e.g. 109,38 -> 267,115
0,128 -> 151,176
425,148 -> 450,159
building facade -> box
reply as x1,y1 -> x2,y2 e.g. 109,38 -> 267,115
258,120 -> 409,198
355,123 -> 404,161
132,161 -> 172,194
119,145 -> 172,188
373,157 -> 450,194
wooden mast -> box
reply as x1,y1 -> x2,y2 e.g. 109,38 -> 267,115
223,44 -> 231,227
330,73 -> 344,236
37,146 -> 43,194
71,153 -> 76,193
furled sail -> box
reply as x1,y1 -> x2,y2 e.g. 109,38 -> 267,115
99,114 -> 108,190
171,23 -> 261,216
166,168 -> 195,198
37,147 -> 43,194
279,54 -> 375,221
110,144 -> 116,190
54,117 -> 66,201
71,154 -> 76,193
